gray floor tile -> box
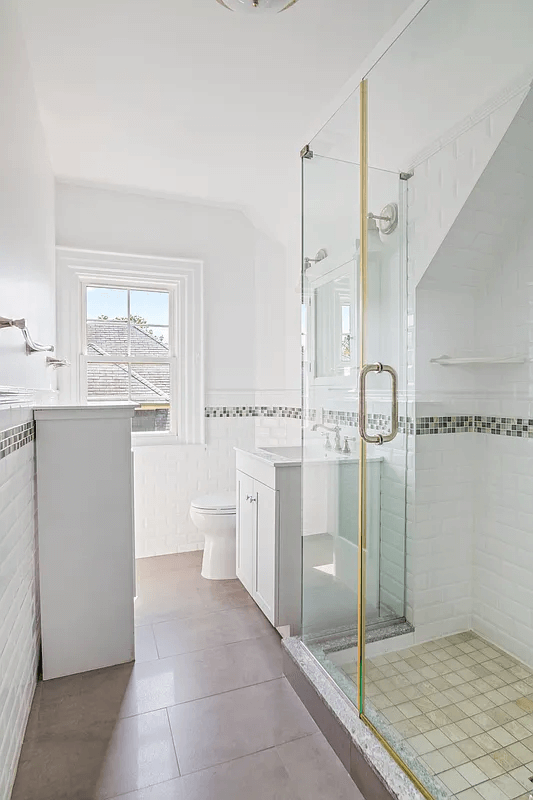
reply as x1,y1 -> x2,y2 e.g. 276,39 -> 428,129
12,553 -> 331,800
94,709 -> 179,799
167,677 -> 318,775
12,709 -> 179,800
118,634 -> 283,717
107,749 -> 300,800
153,604 -> 274,658
26,663 -> 134,738
135,625 -> 159,663
136,551 -> 203,580
134,579 -> 253,626
276,732 -> 363,799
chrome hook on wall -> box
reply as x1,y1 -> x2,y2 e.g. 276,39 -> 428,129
46,356 -> 70,369
0,316 -> 54,354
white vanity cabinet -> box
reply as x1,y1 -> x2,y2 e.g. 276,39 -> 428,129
235,449 -> 301,634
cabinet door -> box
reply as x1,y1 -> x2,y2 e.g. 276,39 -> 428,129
253,480 -> 278,624
236,470 -> 254,594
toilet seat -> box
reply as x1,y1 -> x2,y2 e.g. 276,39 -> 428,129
190,493 -> 236,515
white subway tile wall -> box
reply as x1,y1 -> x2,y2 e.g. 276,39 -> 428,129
474,434 -> 533,669
377,433 -> 409,619
408,87 -> 533,650
0,408 -> 39,800
134,417 -> 255,557
411,433 -> 476,641
133,411 -> 301,559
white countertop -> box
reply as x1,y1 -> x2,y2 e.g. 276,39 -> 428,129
34,403 -> 139,421
234,446 -> 383,468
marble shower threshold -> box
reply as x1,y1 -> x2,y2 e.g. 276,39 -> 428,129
282,636 -> 427,800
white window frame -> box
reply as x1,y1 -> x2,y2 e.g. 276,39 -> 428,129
56,248 -> 204,446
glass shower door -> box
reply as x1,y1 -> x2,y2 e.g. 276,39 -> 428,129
358,77 -> 413,765
300,82 -> 409,711
301,148 -> 362,703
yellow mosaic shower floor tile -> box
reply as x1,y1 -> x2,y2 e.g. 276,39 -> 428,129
348,632 -> 533,800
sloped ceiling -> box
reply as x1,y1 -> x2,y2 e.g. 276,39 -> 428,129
16,0 -> 411,236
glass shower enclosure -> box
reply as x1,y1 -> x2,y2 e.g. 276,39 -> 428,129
299,3 -> 533,799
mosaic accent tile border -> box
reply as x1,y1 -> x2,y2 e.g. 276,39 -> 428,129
323,408 -> 414,436
204,405 -> 301,419
204,406 -> 532,438
417,416 -> 533,437
417,416 -> 473,436
0,421 -> 35,460
323,409 -> 358,428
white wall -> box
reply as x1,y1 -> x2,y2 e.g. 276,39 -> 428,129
55,183 -> 257,394
55,183 -> 295,557
0,7 -> 56,393
0,1 -> 56,796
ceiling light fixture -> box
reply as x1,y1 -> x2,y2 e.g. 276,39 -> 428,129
216,0 -> 299,13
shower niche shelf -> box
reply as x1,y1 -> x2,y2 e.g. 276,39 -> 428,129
431,354 -> 528,366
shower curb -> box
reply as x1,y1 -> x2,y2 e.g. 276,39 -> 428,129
282,637 -> 425,800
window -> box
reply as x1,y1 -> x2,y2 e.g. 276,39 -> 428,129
56,248 -> 204,445
84,286 -> 173,434
312,271 -> 356,380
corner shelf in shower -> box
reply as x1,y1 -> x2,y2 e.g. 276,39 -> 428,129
430,354 -> 528,366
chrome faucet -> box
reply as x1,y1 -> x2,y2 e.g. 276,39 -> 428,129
311,423 -> 343,453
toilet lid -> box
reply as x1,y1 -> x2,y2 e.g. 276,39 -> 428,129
191,493 -> 236,513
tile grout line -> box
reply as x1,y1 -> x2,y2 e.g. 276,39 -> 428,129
118,674 -> 287,720
135,597 -> 256,627
151,630 -> 281,661
165,706 -> 182,780
105,733 -> 321,800
169,732 -> 319,781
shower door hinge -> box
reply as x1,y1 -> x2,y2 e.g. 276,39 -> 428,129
400,171 -> 414,181
300,144 -> 314,159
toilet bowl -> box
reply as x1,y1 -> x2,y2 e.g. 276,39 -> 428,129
190,493 -> 237,580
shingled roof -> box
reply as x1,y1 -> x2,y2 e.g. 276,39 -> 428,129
86,320 -> 170,402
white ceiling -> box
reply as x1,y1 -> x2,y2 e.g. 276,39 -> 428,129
17,0 -> 411,236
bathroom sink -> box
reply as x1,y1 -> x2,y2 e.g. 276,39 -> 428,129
259,446 -> 302,460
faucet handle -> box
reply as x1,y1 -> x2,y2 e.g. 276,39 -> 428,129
321,432 -> 332,450
342,436 -> 358,455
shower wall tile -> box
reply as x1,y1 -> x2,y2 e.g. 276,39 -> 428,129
408,87 -> 533,652
473,435 -> 533,670
376,434 -> 409,619
411,433 -> 476,643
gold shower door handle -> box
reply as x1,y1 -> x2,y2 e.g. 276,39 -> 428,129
358,362 -> 399,445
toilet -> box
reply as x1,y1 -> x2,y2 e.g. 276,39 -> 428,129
190,493 -> 237,580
